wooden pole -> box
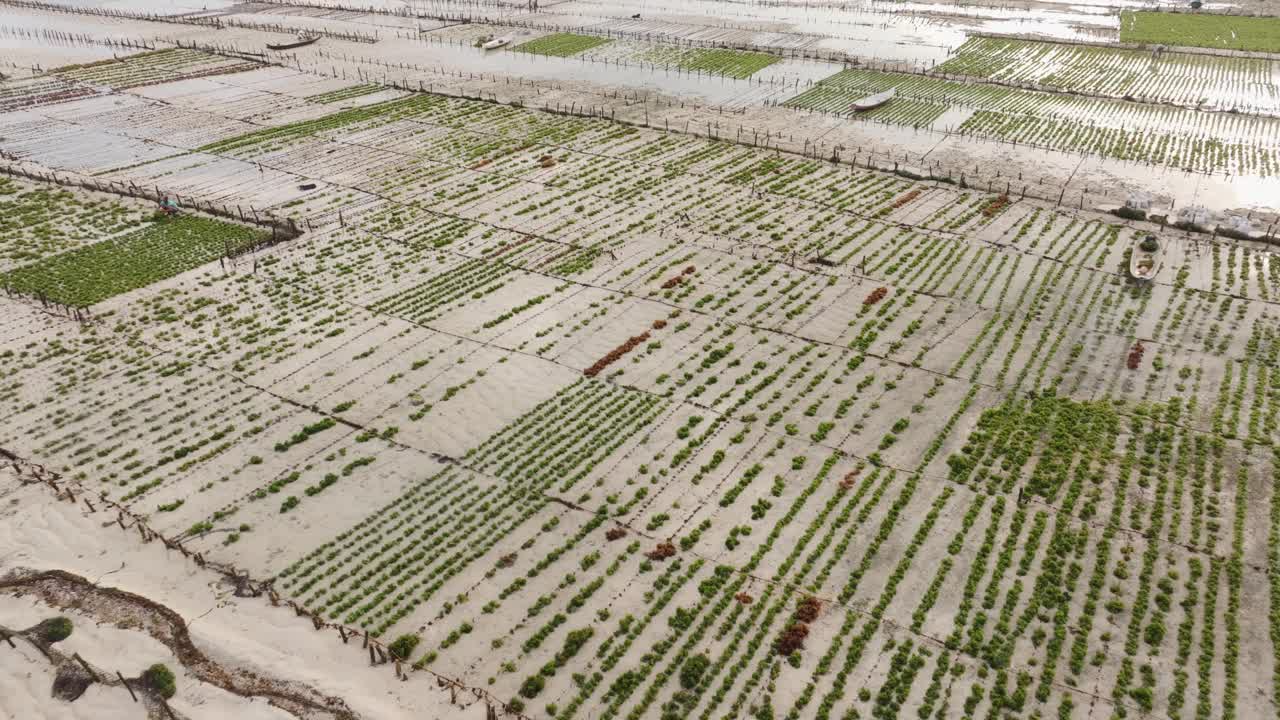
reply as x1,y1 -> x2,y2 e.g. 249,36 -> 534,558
73,652 -> 100,681
117,671 -> 137,702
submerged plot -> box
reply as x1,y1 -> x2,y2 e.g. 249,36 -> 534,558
786,68 -> 965,113
638,47 -> 781,78
512,32 -> 612,57
787,67 -> 1280,175
937,36 -> 1280,112
2,214 -> 268,306
55,48 -> 259,90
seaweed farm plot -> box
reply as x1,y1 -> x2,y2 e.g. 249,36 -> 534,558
3,9 -> 1280,720
0,176 -> 151,272
277,379 -> 668,636
512,32 -> 613,57
552,39 -> 785,79
127,67 -> 393,125
787,67 -> 1280,174
304,83 -> 385,104
635,47 -> 780,78
53,48 -> 260,90
1,213 -> 269,306
195,93 -> 448,156
937,36 -> 1280,113
0,73 -> 95,113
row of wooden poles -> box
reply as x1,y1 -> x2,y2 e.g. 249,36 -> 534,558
19,31 -> 1260,255
286,43 -> 1280,239
0,0 -> 378,43
396,21 -> 1280,123
284,46 -> 1102,214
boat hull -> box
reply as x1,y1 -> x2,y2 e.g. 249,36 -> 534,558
267,36 -> 319,51
850,88 -> 896,113
1129,236 -> 1162,281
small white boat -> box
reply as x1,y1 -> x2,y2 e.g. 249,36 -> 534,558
481,36 -> 512,50
850,87 -> 896,112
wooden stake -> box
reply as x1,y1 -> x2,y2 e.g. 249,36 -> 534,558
73,652 -> 100,681
117,671 -> 137,702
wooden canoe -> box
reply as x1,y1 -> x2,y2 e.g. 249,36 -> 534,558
1129,235 -> 1161,281
267,35 -> 319,51
849,87 -> 896,112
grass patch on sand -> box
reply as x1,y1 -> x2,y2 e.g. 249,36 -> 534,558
1121,11 -> 1280,53
512,33 -> 611,57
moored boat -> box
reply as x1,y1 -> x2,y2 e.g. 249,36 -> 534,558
482,36 -> 512,50
1129,233 -> 1162,281
267,34 -> 319,51
850,87 -> 896,112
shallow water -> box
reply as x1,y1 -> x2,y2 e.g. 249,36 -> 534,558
4,0 -> 1277,218
383,37 -> 808,103
49,0 -> 239,15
